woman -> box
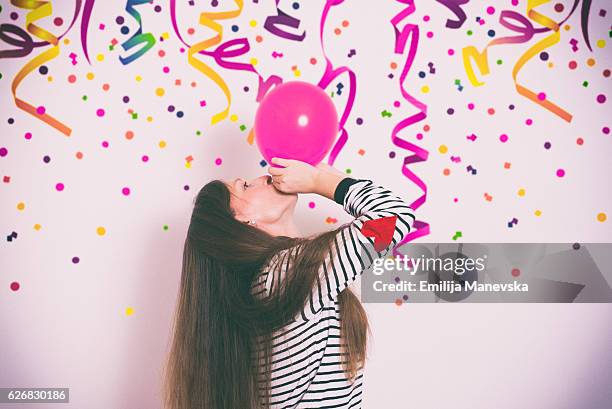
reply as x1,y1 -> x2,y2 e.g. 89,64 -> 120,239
162,157 -> 416,409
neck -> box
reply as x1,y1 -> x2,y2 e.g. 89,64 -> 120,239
261,203 -> 301,238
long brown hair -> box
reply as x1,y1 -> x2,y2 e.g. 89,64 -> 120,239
162,179 -> 369,409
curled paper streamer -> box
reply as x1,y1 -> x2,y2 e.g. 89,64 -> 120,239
7,0 -> 72,136
264,0 -> 306,41
80,0 -> 95,64
436,0 -> 469,29
316,0 -> 356,167
462,0 -> 580,123
170,0 -> 244,124
390,0 -> 430,255
0,0 -> 80,59
580,0 -> 592,51
118,0 -> 156,65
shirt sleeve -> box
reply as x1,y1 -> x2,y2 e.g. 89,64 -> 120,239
261,178 -> 416,321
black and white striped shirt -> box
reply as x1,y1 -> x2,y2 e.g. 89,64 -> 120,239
251,178 -> 416,408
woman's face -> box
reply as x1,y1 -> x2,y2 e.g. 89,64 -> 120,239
224,174 -> 298,225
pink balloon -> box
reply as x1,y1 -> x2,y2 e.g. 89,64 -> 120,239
254,81 -> 339,167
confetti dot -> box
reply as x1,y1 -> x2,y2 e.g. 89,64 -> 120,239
10,282 -> 20,291
155,87 -> 165,96
126,307 -> 135,316
486,6 -> 495,14
308,201 -> 315,208
17,202 -> 25,210
53,17 -> 63,26
511,268 -> 520,277
55,182 -> 64,191
576,137 -> 584,145
97,226 -> 106,236
544,141 -> 551,149
596,39 -> 606,48
39,65 -> 48,75
537,92 -> 546,100
438,145 -> 448,154
96,54 -> 104,62
447,49 -> 454,56
556,169 -> 565,177
596,94 -> 606,104
597,213 -> 607,222
36,106 -> 46,115
535,210 -> 542,216
518,188 -> 525,197
568,60 -> 577,69
96,108 -> 105,117
0,147 -> 7,157
249,20 -> 257,27
215,157 -> 222,165
72,256 -> 80,264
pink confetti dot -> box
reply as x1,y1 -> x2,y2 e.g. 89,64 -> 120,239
556,169 -> 565,177
576,137 -> 584,145
416,133 -> 423,140
10,281 -> 20,291
603,127 -> 610,135
96,108 -> 105,117
24,132 -> 32,140
537,92 -> 546,100
0,147 -> 7,157
308,201 -> 315,208
447,48 -> 454,56
423,15 -> 430,22
453,198 -> 458,203
36,106 -> 46,115
163,66 -> 170,73
56,182 -> 65,191
525,118 -> 533,126
486,6 -> 495,14
511,0 -> 519,6
142,155 -> 149,162
467,103 -> 475,110
499,134 -> 509,142
511,268 -> 520,277
68,74 -> 76,83
393,100 -> 400,108
102,141 -> 109,148
426,31 -> 433,38
596,94 -> 606,104
215,157 -> 222,165
122,187 -> 131,196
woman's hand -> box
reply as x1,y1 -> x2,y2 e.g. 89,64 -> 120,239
267,157 -> 319,194
268,157 -> 347,199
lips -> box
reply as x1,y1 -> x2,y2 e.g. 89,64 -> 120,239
266,175 -> 273,185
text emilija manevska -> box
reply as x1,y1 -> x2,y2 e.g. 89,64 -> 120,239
371,254 -> 529,293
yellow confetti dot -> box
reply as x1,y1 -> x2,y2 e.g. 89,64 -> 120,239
250,58 -> 258,66
34,224 -> 41,230
518,188 -> 525,197
294,69 -> 301,77
162,32 -> 169,40
596,39 -> 605,48
86,72 -> 95,80
96,226 -> 106,236
534,210 -> 542,217
421,85 -> 430,93
587,58 -> 595,67
438,145 -> 448,154
597,212 -> 607,222
96,53 -> 104,62
47,76 -> 53,82
159,140 -> 167,148
249,20 -> 257,27
155,87 -> 165,96
146,116 -> 153,122
563,24 -> 570,31
17,202 -> 25,211
125,307 -> 135,316
135,75 -> 142,82
547,62 -> 554,68
185,161 -> 192,169
230,114 -> 238,122
63,38 -> 70,45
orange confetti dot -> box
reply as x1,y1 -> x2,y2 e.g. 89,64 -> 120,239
390,62 -> 398,69
423,124 -> 430,132
395,299 -> 403,306
158,50 -> 165,57
587,58 -> 595,66
76,151 -> 84,159
255,35 -> 263,43
443,168 -> 450,176
125,131 -> 134,140
342,20 -> 349,27
68,74 -> 76,83
358,149 -> 365,156
102,83 -> 110,91
334,28 -> 341,35
504,162 -> 511,169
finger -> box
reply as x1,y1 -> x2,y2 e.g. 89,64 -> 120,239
268,166 -> 283,175
271,175 -> 283,184
270,157 -> 292,167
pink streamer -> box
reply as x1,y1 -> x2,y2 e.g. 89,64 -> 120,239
390,0 -> 430,255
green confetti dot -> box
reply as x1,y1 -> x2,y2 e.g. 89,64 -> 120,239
82,95 -> 88,101
163,225 -> 169,231
239,124 -> 246,131
131,112 -> 138,119
109,44 -> 115,51
345,168 -> 352,174
496,59 -> 503,65
582,80 -> 589,87
196,130 -> 201,136
467,30 -> 473,36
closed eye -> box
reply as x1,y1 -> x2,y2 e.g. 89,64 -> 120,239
243,181 -> 249,190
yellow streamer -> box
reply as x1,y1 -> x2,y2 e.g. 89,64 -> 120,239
513,0 -> 572,122
10,0 -> 71,136
188,0 -> 244,125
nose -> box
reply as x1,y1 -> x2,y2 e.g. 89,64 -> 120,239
254,175 -> 272,186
